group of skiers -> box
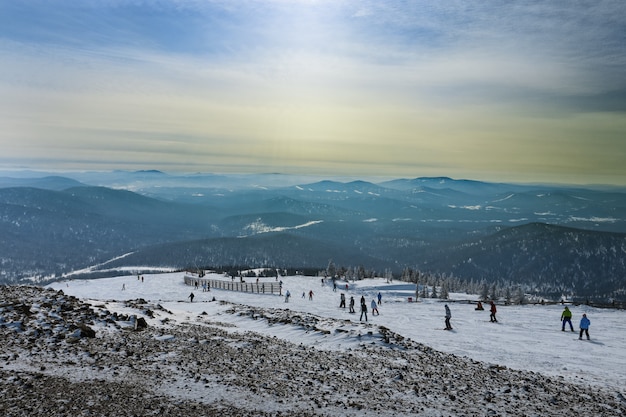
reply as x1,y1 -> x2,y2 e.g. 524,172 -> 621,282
185,280 -> 592,340
337,292 -> 383,322
444,302 -> 591,339
335,292 -> 385,322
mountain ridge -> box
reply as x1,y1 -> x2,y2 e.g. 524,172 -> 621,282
1,172 -> 625,300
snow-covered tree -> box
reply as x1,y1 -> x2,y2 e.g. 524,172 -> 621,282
431,283 -> 438,299
326,260 -> 336,278
439,281 -> 449,299
480,282 -> 489,301
515,286 -> 526,305
490,283 -> 498,300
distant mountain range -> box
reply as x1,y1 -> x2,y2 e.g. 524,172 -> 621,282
1,171 -> 625,301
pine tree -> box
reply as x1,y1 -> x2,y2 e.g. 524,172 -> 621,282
431,283 -> 438,299
480,282 -> 489,301
505,287 -> 512,305
440,281 -> 449,299
490,283 -> 498,301
326,260 -> 336,278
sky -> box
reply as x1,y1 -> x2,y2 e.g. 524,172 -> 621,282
1,1 -> 625,185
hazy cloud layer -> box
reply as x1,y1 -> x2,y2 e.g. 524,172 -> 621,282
1,1 -> 625,184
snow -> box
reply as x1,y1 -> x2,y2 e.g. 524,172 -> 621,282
47,271 -> 626,392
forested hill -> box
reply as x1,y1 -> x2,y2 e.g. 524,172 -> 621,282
419,223 -> 626,301
1,173 -> 625,301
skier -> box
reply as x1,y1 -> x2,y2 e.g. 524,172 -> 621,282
444,304 -> 453,330
284,290 -> 291,303
371,299 -> 379,316
489,301 -> 498,322
561,306 -> 574,332
188,292 -> 195,302
377,292 -> 382,305
475,301 -> 484,311
309,290 -> 314,300
579,313 -> 590,340
339,293 -> 346,308
359,302 -> 368,322
349,296 -> 355,313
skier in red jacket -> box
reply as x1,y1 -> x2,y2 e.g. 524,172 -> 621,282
489,301 -> 498,322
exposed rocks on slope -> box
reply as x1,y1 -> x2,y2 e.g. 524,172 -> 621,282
1,286 -> 624,417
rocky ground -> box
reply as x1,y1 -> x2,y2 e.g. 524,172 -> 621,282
1,285 -> 625,417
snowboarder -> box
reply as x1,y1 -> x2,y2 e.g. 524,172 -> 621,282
489,301 -> 498,322
188,292 -> 195,302
359,302 -> 368,322
561,306 -> 574,332
475,301 -> 484,311
371,299 -> 379,316
377,292 -> 382,305
339,293 -> 346,308
444,304 -> 452,330
349,296 -> 355,313
579,313 -> 590,340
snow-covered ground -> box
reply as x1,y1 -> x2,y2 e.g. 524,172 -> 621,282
48,271 -> 626,393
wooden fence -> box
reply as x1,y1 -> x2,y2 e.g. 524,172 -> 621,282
184,275 -> 282,295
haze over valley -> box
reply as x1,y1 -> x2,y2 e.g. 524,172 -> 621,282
1,170 -> 624,303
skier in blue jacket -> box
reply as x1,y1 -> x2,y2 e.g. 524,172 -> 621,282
579,314 -> 590,340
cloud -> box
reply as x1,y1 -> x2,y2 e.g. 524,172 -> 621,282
0,1 -> 625,184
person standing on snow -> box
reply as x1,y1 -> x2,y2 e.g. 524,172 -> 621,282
188,292 -> 195,302
561,306 -> 574,331
377,292 -> 382,305
349,296 -> 355,313
579,314 -> 591,340
444,304 -> 452,330
489,301 -> 498,322
359,302 -> 368,322
371,299 -> 379,316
